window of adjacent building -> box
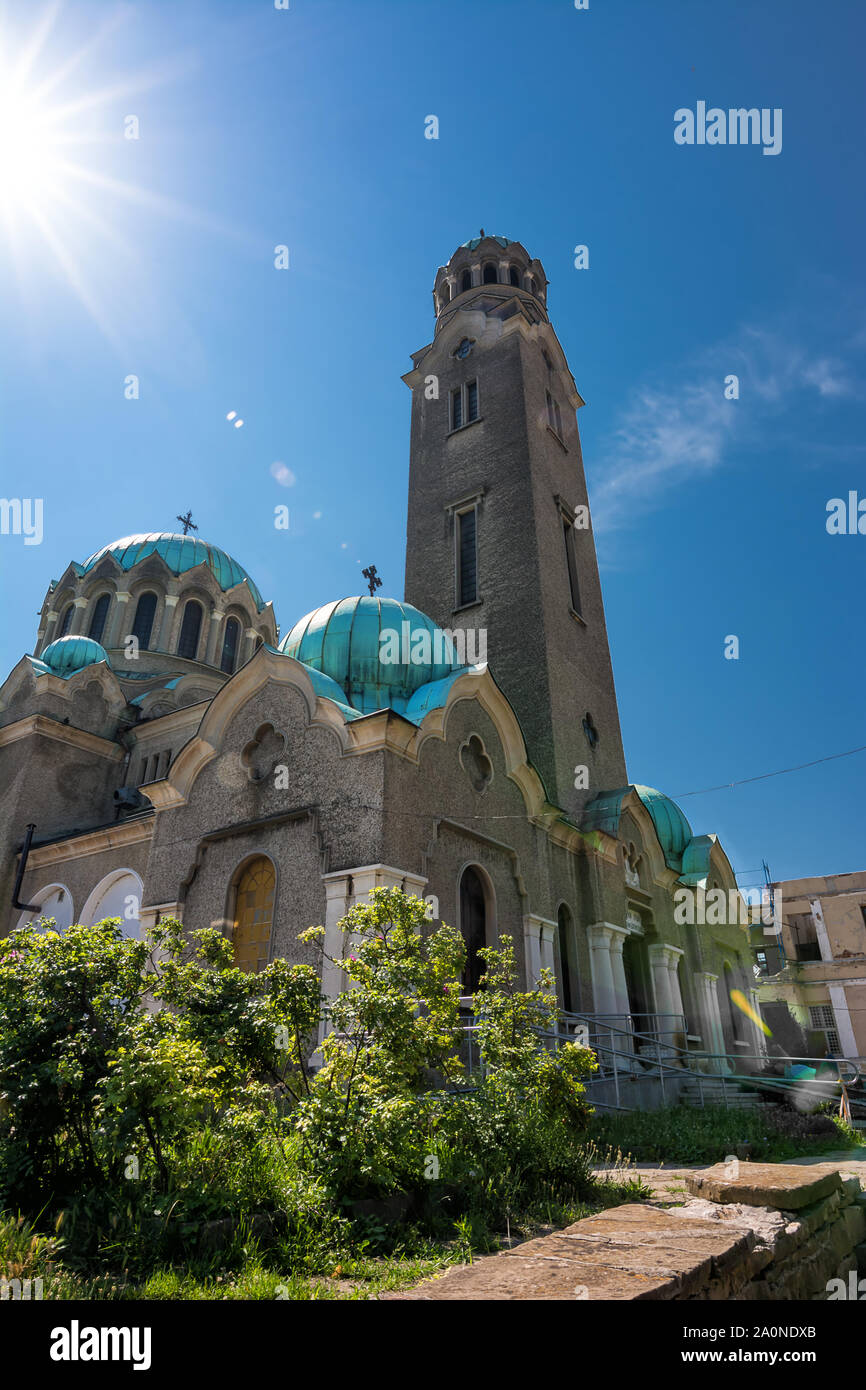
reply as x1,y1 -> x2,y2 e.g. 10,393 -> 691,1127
177,599 -> 203,661
809,1004 -> 841,1056
131,592 -> 157,650
88,593 -> 110,643
221,617 -> 240,674
482,262 -> 498,284
58,604 -> 74,637
456,506 -> 478,607
563,515 -> 582,615
789,910 -> 821,961
233,856 -> 275,973
451,380 -> 479,430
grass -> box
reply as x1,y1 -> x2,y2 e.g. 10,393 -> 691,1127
588,1103 -> 865,1166
0,1160 -> 653,1301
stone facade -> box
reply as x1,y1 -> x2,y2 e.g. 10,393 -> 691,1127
0,238 -> 759,1081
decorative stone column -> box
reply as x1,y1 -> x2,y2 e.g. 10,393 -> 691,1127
587,923 -> 632,1070
157,593 -> 179,652
104,590 -> 131,651
695,971 -> 730,1074
242,627 -> 260,665
37,610 -> 59,655
69,596 -> 89,635
317,864 -> 428,1052
648,944 -> 685,1025
748,988 -> 770,1062
205,609 -> 225,666
524,915 -> 557,990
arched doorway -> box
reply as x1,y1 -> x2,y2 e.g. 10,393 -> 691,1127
459,866 -> 488,995
233,856 -> 275,972
557,904 -> 577,1013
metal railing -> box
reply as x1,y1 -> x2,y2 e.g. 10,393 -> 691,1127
457,1002 -> 866,1114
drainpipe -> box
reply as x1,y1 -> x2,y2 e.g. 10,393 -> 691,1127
12,823 -> 40,913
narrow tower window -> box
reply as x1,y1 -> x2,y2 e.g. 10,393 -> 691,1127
460,269 -> 472,293
482,262 -> 498,284
451,387 -> 463,430
509,265 -> 520,287
220,616 -> 240,674
177,600 -> 203,661
466,380 -> 479,422
131,592 -> 157,650
58,604 -> 74,637
457,507 -> 478,607
88,593 -> 110,643
563,516 -> 581,615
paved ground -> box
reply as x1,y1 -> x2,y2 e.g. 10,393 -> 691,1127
594,1150 -> 866,1204
385,1155 -> 866,1300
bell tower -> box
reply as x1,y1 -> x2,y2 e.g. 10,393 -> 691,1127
402,234 -> 627,819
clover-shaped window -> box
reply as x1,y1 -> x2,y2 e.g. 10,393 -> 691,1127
241,723 -> 287,784
460,734 -> 493,793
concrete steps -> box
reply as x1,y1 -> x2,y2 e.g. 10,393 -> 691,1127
679,1078 -> 764,1110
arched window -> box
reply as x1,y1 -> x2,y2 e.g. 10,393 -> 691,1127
58,604 -> 74,637
509,265 -> 520,287
177,600 -> 203,661
528,276 -> 537,296
557,905 -> 576,1013
460,269 -> 472,294
438,283 -> 450,310
88,593 -> 110,643
233,856 -> 275,972
220,617 -> 240,674
482,262 -> 498,285
459,865 -> 487,995
81,868 -> 142,939
131,592 -> 157,650
17,883 -> 74,932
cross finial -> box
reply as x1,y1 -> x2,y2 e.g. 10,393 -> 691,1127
176,510 -> 198,536
362,564 -> 382,597
479,227 -> 485,237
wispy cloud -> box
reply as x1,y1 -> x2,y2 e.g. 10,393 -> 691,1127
588,311 -> 865,535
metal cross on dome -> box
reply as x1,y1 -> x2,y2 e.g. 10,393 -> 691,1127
176,510 -> 198,536
362,565 -> 382,597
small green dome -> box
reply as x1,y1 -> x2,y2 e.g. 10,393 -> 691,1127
280,597 -> 463,715
460,234 -> 511,251
41,635 -> 110,674
632,785 -> 692,869
582,784 -> 693,871
81,533 -> 265,612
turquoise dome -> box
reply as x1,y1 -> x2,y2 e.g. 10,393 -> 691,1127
632,786 -> 692,868
582,784 -> 693,871
81,533 -> 265,612
280,597 -> 464,715
41,635 -> 110,675
460,234 -> 511,251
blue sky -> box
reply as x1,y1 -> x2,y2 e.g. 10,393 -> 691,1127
0,0 -> 864,884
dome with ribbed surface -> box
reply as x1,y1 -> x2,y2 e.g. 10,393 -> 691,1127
81,533 -> 265,612
280,596 -> 464,715
40,635 -> 110,675
581,784 -> 693,871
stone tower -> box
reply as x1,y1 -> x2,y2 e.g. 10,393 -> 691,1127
403,234 -> 627,818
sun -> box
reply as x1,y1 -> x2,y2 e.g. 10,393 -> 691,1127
0,86 -> 64,213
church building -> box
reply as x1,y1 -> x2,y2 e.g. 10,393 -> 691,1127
0,235 -> 760,1082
